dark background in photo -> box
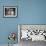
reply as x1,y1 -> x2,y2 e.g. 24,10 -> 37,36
5,8 -> 15,16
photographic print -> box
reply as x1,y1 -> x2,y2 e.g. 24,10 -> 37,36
3,6 -> 17,17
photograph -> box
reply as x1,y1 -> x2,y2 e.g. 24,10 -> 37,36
4,6 -> 17,17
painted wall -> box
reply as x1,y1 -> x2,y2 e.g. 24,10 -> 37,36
0,0 -> 18,44
18,0 -> 46,24
0,0 -> 46,44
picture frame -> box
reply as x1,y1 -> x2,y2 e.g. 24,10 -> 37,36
3,6 -> 17,17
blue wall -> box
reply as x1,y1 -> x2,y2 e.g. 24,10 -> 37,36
18,0 -> 46,24
0,0 -> 46,44
0,0 -> 18,44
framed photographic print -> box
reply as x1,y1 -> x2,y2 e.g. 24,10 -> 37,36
3,6 -> 17,17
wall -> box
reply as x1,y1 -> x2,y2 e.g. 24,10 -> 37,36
0,0 -> 18,44
18,0 -> 46,24
0,0 -> 46,45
